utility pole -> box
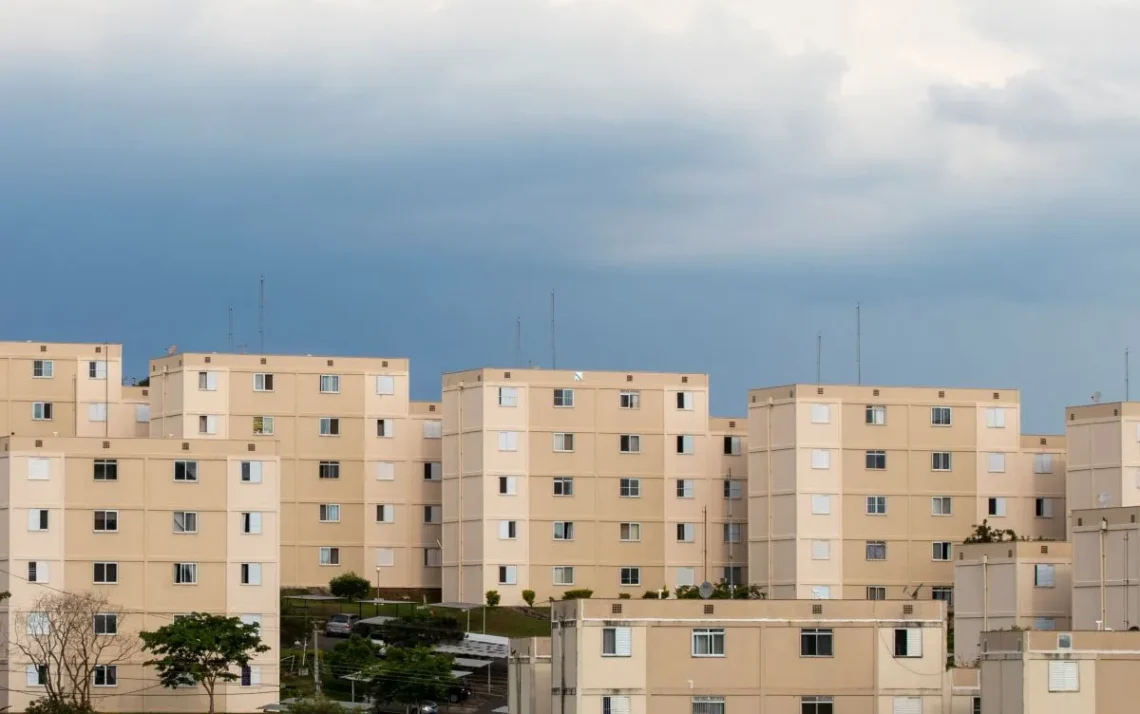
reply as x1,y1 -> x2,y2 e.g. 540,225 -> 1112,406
312,624 -> 321,695
702,506 -> 709,584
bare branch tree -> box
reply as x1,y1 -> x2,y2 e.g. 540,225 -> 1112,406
10,591 -> 140,708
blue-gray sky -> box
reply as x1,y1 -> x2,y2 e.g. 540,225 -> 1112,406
2,0 -> 1138,432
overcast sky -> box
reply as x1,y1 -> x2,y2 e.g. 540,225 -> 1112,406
2,0 -> 1138,432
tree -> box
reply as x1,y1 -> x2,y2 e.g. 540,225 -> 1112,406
367,647 -> 456,711
11,591 -> 139,709
963,520 -> 1018,544
377,610 -> 464,650
326,635 -> 378,674
521,590 -> 536,607
140,612 -> 269,714
485,590 -> 501,608
329,572 -> 372,601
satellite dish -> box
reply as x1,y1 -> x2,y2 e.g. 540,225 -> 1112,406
573,371 -> 583,381
698,582 -> 714,599
166,344 -> 178,356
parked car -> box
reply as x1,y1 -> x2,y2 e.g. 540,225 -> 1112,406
446,684 -> 472,703
417,703 -> 439,714
325,613 -> 360,637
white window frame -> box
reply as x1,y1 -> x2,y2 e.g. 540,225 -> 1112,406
173,563 -> 198,585
676,479 -> 695,498
677,391 -> 695,410
932,451 -> 951,471
240,563 -> 262,586
376,504 -> 394,523
253,415 -> 274,435
866,496 -> 887,515
94,613 -> 118,636
498,476 -> 517,495
28,457 -> 50,481
723,523 -> 741,544
135,404 -> 150,423
422,420 -> 442,439
242,511 -> 264,534
1036,498 -> 1055,518
986,407 -> 1006,428
619,434 -> 641,454
93,562 -> 118,584
197,371 -> 218,391
32,360 -> 53,378
931,496 -> 952,516
253,373 -> 274,392
677,523 -> 695,543
811,540 -> 831,560
498,520 -> 517,540
619,390 -> 640,409
92,510 -> 117,533
28,561 -> 49,583
932,542 -> 952,561
423,505 -> 441,524
173,511 -> 198,534
894,627 -> 923,658
198,414 -> 218,435
866,450 -> 887,470
677,434 -> 696,454
988,497 -> 1007,517
89,360 -> 107,380
620,478 -> 641,498
553,477 -> 574,496
866,541 -> 887,560
553,521 -> 574,541
602,626 -> 632,656
811,494 -> 832,515
376,462 -> 396,481
319,460 -> 340,479
424,462 -> 442,481
810,449 -> 831,469
319,417 -> 340,436
676,567 -> 696,587
691,628 -> 725,657
88,402 -> 108,423
498,565 -> 517,585
32,402 -> 52,421
931,406 -> 952,426
620,522 -> 642,542
1048,661 -> 1079,692
1035,564 -> 1056,588
724,480 -> 743,500
1034,453 -> 1054,474
553,388 -> 575,407
319,547 -> 340,566
724,436 -> 742,455
174,460 -> 198,482
553,432 -> 575,452
987,452 -> 1006,473
810,404 -> 831,424
865,404 -> 886,425
28,509 -> 49,532
498,387 -> 518,407
498,431 -> 519,452
377,419 -> 394,437
319,374 -> 340,394
620,566 -> 641,586
241,461 -> 263,484
375,375 -> 395,395
553,566 -> 574,585
93,664 -> 117,688
319,504 -> 340,523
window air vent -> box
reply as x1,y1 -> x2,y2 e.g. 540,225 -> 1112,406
751,396 -> 756,403
1078,518 -> 1083,526
327,360 -> 334,367
504,372 -> 511,379
1115,408 -> 1120,416
704,604 -> 714,615
95,346 -> 102,354
938,391 -> 945,398
39,345 -> 47,352
728,421 -> 736,428
682,376 -> 689,384
102,441 -> 110,449
993,392 -> 1000,399
248,444 -> 256,452
260,358 -> 267,365
1008,549 -> 1013,557
958,552 -> 963,560
611,604 -> 622,615
182,442 -> 190,451
626,375 -> 633,382
34,440 -> 43,448
1070,413 -> 1075,421
817,387 -> 824,395
429,405 -> 437,412
1041,545 -> 1049,554
204,356 -> 211,364
873,389 -> 880,396
812,604 -> 823,615
903,604 -> 913,616
1040,438 -> 1047,446
142,389 -> 149,396
382,360 -> 389,367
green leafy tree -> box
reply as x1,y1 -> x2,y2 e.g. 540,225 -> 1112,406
140,613 -> 270,714
378,610 -> 464,649
522,590 -> 536,607
963,520 -> 1018,544
485,590 -> 501,607
367,647 -> 456,711
329,571 -> 372,601
326,634 -> 378,673
285,697 -> 346,714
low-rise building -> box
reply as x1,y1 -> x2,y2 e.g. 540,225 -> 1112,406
510,637 -> 552,714
1071,505 -> 1140,630
950,668 -> 981,714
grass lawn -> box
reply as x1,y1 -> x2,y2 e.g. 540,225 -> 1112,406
283,597 -> 551,639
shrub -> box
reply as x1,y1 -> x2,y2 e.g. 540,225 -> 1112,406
561,589 -> 593,600
522,589 -> 536,607
642,590 -> 661,599
285,697 -> 348,714
25,700 -> 94,714
618,593 -> 631,599
329,571 -> 372,601
486,590 -> 501,608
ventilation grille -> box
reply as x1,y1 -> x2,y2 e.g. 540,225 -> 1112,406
873,389 -> 880,397
938,390 -> 945,398
102,441 -> 110,449
204,356 -> 211,364
611,604 -> 622,615
626,375 -> 633,382
248,444 -> 256,452
95,346 -> 102,354
504,371 -> 512,379
817,387 -> 824,395
728,421 -> 736,428
682,376 -> 689,384
39,345 -> 47,352
993,392 -> 1000,399
260,358 -> 267,365
429,405 -> 437,412
34,439 -> 43,448
751,396 -> 756,403
182,442 -> 190,451
142,389 -> 149,397
903,604 -> 913,615
1040,437 -> 1047,446
812,604 -> 822,615
703,604 -> 714,615
382,360 -> 389,367
327,359 -> 334,367
1041,545 -> 1049,554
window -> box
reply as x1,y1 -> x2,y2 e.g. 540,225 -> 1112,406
723,523 -> 742,543
932,452 -> 951,471
28,457 -> 50,481
677,523 -> 696,543
173,563 -> 197,584
92,510 -> 117,533
375,375 -> 395,395
866,450 -> 887,470
892,697 -> 922,714
724,436 -> 742,455
198,371 -> 218,391
376,462 -> 395,481
932,587 -> 954,605
620,523 -> 641,541
893,628 -> 922,657
972,697 -> 981,714
723,566 -> 743,586
932,542 -> 952,561
1035,564 -> 1056,587
94,613 -> 117,635
553,522 -> 574,540
676,435 -> 696,454
240,563 -> 262,585
422,420 -> 442,439
811,540 -> 831,560
553,433 -> 575,452
691,629 -> 725,657
319,417 -> 340,436
811,449 -> 831,469
1034,453 -> 1054,474
620,567 -> 640,586
553,477 -> 574,496
676,567 -> 696,587
240,614 -> 264,629
240,665 -> 261,687
800,628 -> 833,657
174,460 -> 198,482
319,505 -> 340,523
423,462 -> 442,481
1058,633 -> 1073,649
241,461 -> 263,483
241,511 -> 264,534
198,415 -> 218,435
319,375 -> 340,393
986,407 -> 1006,428
620,478 -> 641,497
811,494 -> 831,515
424,549 -> 442,567
88,458 -> 118,483
1036,498 -> 1054,518
620,390 -> 640,409
93,562 -> 117,584
376,505 -> 394,523
676,479 -> 695,498
801,696 -> 834,714
865,404 -> 886,425
866,586 -> 886,600
27,664 -> 48,687
89,361 -> 107,380
553,388 -> 575,407
33,402 -> 53,420
602,627 -> 632,656
931,497 -> 952,516
423,506 -> 441,523
498,476 -> 517,495
498,565 -> 517,584
602,698 -> 630,714
866,541 -> 887,560
724,480 -> 743,500
173,511 -> 197,534
93,665 -> 117,687
88,403 -> 107,422
619,434 -> 641,453
553,566 -> 574,585
498,431 -> 519,451
253,373 -> 274,392
498,387 -> 517,407
677,391 -> 694,410
136,404 -> 150,423
810,404 -> 831,424
1048,661 -> 1078,692
376,419 -> 393,437
988,498 -> 1007,517
931,406 -> 952,426
319,461 -> 340,479
26,612 -> 50,636
866,496 -> 887,515
27,509 -> 48,531
319,547 -> 340,566
28,561 -> 48,583
1034,617 -> 1056,631
253,416 -> 274,435
810,586 -> 832,599
33,360 -> 53,378
987,453 -> 1006,473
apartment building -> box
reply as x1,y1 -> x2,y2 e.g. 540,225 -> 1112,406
950,668 -> 981,714
0,435 -> 280,713
1065,403 -> 1140,538
748,384 -> 1066,601
147,352 -> 443,591
1070,505 -> 1140,630
953,542 -> 1072,665
509,637 -> 552,714
440,368 -> 747,604
549,597 -> 948,714
979,629 -> 1140,714
0,342 -> 150,439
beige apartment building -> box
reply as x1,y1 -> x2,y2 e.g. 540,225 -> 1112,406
1065,402 -> 1140,537
979,629 -> 1140,714
147,352 -> 443,590
509,636 -> 552,714
953,542 -> 1072,665
1070,505 -> 1140,630
440,368 -> 747,605
748,384 -> 1066,601
0,435 -> 280,713
548,597 -> 948,714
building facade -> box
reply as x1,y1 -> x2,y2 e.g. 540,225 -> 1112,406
509,637 -> 552,714
1070,505 -> 1140,631
0,435 -> 280,713
748,384 -> 1066,600
147,352 -> 443,591
440,368 -> 747,604
1065,403 -> 1140,539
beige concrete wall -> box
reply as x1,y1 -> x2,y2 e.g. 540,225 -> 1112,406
509,637 -> 551,714
1072,506 -> 1140,630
